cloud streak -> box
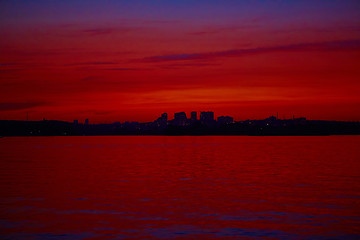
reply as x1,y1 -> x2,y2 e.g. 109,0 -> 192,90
64,62 -> 117,66
81,26 -> 137,36
143,39 -> 360,62
0,63 -> 19,66
0,102 -> 47,111
103,68 -> 140,71
189,25 -> 259,36
157,62 -> 221,69
82,28 -> 117,36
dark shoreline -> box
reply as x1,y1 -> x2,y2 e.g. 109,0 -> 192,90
1,119 -> 359,137
1,134 -> 359,137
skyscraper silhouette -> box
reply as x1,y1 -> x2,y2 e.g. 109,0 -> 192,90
200,111 -> 215,126
174,112 -> 187,126
191,111 -> 197,122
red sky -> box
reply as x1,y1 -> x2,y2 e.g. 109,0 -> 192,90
1,1 -> 360,123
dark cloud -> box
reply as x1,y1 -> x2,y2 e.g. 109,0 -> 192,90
94,111 -> 114,115
189,25 -> 257,36
0,63 -> 23,71
64,62 -> 117,66
1,48 -> 85,57
272,24 -> 360,35
189,30 -> 223,35
0,69 -> 24,72
0,63 -> 19,66
158,62 -> 221,69
0,102 -> 47,111
82,76 -> 100,81
82,28 -> 116,35
143,39 -> 360,62
103,68 -> 139,71
72,67 -> 142,72
82,27 -> 135,36
142,20 -> 180,24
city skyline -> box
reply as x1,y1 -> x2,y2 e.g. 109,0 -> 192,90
3,109 -> 360,137
1,1 -> 360,123
16,110 -> 312,125
1,2 -> 359,238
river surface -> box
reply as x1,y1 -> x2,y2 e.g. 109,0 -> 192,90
0,136 -> 360,239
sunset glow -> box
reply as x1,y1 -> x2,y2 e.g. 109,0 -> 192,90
1,0 -> 360,123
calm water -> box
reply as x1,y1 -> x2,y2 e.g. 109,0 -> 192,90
0,136 -> 360,239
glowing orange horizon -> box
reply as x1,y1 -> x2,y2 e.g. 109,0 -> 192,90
1,1 -> 360,123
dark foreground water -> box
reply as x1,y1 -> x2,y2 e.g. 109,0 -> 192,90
0,136 -> 359,240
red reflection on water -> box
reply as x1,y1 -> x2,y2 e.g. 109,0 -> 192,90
0,136 -> 360,239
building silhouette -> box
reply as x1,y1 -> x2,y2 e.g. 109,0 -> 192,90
200,111 -> 215,126
191,111 -> 197,122
2,110 -> 360,136
217,116 -> 233,125
174,112 -> 187,126
155,113 -> 168,128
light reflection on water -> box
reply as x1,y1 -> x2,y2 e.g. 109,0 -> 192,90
0,136 -> 360,239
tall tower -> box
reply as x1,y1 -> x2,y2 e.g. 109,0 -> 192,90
174,112 -> 187,126
191,111 -> 197,122
161,113 -> 168,122
200,111 -> 214,126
